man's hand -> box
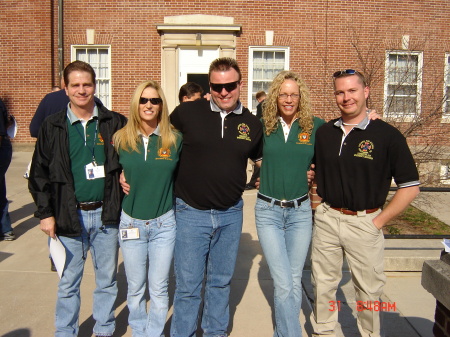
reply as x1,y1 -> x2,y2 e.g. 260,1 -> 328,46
255,177 -> 260,190
367,109 -> 381,120
40,216 -> 56,239
372,185 -> 420,229
307,164 -> 316,185
120,171 -> 130,195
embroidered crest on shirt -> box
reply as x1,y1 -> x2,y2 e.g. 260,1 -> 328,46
237,123 -> 251,141
156,148 -> 172,160
297,132 -> 311,145
354,140 -> 374,160
97,133 -> 104,145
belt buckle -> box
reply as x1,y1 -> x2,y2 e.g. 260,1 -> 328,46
280,200 -> 288,208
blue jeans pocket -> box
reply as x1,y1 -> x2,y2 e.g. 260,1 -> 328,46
175,198 -> 189,212
160,216 -> 176,228
255,198 -> 271,211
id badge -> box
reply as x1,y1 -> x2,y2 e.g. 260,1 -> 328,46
85,162 -> 105,180
120,228 -> 140,240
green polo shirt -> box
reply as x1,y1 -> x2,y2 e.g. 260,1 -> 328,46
119,128 -> 182,220
259,116 -> 325,201
67,105 -> 106,202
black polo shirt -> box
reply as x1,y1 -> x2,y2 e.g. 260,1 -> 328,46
170,99 -> 263,210
314,117 -> 419,211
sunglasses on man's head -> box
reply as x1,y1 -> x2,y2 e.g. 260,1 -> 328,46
209,81 -> 240,93
333,69 -> 359,78
139,97 -> 162,105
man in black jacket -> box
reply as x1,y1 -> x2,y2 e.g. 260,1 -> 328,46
0,98 -> 14,241
28,61 -> 126,337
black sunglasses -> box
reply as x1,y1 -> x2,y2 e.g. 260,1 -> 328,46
333,69 -> 358,78
139,97 -> 162,105
210,81 -> 240,93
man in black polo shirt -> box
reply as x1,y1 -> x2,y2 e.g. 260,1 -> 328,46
311,70 -> 420,337
169,58 -> 263,337
29,61 -> 126,337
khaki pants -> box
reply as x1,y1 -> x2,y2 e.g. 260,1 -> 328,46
311,203 -> 386,337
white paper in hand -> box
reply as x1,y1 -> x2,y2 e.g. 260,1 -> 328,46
6,115 -> 17,138
50,236 -> 66,278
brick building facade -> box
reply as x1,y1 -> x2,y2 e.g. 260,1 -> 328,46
1,0 -> 450,182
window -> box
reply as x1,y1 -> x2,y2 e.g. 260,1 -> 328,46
440,160 -> 450,184
72,46 -> 112,109
443,54 -> 450,120
248,47 -> 289,113
384,51 -> 423,120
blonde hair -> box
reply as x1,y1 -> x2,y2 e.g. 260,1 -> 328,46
113,80 -> 177,152
263,70 -> 313,136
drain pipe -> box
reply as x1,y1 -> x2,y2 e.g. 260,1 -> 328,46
58,0 -> 64,79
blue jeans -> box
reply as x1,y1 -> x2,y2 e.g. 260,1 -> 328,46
119,209 -> 176,337
170,197 -> 243,337
0,139 -> 12,234
255,195 -> 312,337
56,207 -> 119,337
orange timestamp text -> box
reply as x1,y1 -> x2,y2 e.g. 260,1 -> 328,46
329,301 -> 396,312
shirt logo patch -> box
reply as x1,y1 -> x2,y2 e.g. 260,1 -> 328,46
297,132 -> 312,145
237,123 -> 251,141
97,133 -> 104,145
354,140 -> 374,160
156,148 -> 172,160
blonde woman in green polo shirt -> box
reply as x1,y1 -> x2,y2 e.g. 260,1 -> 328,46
255,71 -> 325,337
113,80 -> 181,337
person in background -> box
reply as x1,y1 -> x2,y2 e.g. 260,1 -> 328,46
311,69 -> 420,337
30,78 -> 103,138
0,98 -> 14,241
178,82 -> 204,103
28,60 -> 126,337
245,90 -> 266,190
52,85 -> 61,92
255,90 -> 267,119
255,71 -> 325,336
113,80 -> 181,337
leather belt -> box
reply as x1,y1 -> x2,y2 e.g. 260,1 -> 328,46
77,201 -> 103,211
257,193 -> 308,208
330,206 -> 379,215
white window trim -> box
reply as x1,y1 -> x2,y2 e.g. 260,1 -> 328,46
248,46 -> 290,113
71,45 -> 112,110
440,161 -> 450,184
384,50 -> 423,122
442,53 -> 450,123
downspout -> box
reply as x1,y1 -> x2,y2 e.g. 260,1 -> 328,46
58,0 -> 64,79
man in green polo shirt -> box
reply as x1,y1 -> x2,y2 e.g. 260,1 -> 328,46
29,60 -> 126,337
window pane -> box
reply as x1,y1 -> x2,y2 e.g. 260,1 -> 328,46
74,47 -> 111,109
386,52 -> 420,118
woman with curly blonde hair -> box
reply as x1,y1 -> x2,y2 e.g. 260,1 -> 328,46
113,80 -> 181,337
255,70 -> 325,337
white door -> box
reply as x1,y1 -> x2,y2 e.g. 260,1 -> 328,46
179,47 -> 219,93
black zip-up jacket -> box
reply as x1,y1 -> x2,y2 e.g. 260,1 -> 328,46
28,104 -> 127,237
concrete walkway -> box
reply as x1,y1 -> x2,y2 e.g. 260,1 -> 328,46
0,151 -> 443,336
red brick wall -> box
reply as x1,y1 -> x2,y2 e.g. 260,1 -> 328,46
0,0 -> 53,143
2,0 -> 450,148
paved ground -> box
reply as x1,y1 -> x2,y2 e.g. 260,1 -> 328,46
0,151 -> 445,336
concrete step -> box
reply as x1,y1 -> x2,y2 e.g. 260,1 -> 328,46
304,239 -> 443,272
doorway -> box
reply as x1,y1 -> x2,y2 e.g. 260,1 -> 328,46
179,47 -> 219,95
